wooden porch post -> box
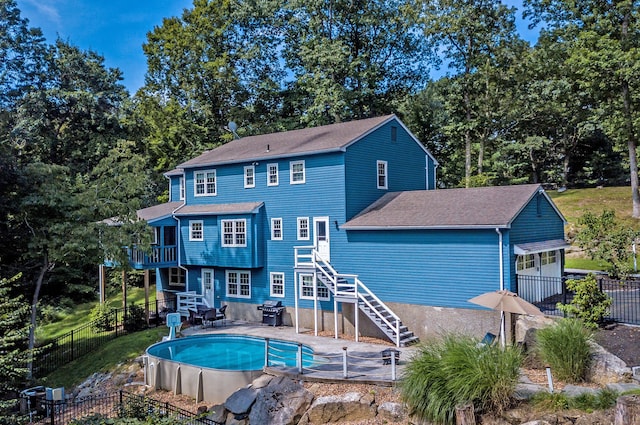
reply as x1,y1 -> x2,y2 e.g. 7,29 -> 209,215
144,269 -> 150,326
122,269 -> 127,311
99,265 -> 107,304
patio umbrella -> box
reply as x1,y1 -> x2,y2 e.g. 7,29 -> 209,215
468,289 -> 543,346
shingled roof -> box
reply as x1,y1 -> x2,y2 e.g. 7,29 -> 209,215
177,115 -> 397,169
343,184 -> 560,229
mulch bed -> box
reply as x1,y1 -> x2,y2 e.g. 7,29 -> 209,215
595,323 -> 640,367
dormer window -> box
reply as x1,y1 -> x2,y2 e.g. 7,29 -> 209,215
290,160 -> 305,184
194,170 -> 216,196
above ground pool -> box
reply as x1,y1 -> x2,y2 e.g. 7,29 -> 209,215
145,334 -> 316,403
147,333 -> 315,370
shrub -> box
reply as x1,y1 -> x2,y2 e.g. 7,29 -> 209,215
557,274 -> 612,328
400,334 -> 522,424
89,303 -> 115,332
124,304 -> 146,332
535,319 -> 593,383
532,388 -> 618,412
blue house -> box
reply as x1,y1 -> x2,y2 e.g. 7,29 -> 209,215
121,115 -> 567,346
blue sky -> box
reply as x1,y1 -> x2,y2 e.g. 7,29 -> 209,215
16,0 -> 538,95
17,0 -> 193,94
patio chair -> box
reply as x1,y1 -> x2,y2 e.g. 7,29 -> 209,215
215,305 -> 227,326
202,308 -> 217,329
477,332 -> 497,348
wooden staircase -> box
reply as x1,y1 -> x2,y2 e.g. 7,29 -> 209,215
294,246 -> 419,347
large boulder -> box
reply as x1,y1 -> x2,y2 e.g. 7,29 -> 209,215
248,376 -> 314,425
377,402 -> 407,423
224,387 -> 258,415
300,391 -> 377,423
587,342 -> 632,385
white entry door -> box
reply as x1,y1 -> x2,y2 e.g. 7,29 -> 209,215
202,269 -> 215,307
314,217 -> 330,262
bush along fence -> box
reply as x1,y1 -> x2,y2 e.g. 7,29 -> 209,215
18,389 -> 217,425
33,298 -> 177,378
516,274 -> 640,325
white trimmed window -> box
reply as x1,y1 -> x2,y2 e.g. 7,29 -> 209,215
194,170 -> 216,196
297,217 -> 309,240
179,177 -> 185,200
271,218 -> 283,240
290,160 -> 305,184
270,272 -> 285,297
267,163 -> 279,186
244,165 -> 255,188
226,270 -> 251,298
169,268 -> 185,287
517,254 -> 536,271
151,227 -> 160,245
300,274 -> 329,300
541,251 -> 557,265
189,220 -> 203,241
377,160 -> 388,189
221,219 -> 247,247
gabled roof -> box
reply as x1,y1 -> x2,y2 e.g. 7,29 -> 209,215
175,114 -> 433,170
137,202 -> 183,222
174,202 -> 263,216
343,184 -> 563,229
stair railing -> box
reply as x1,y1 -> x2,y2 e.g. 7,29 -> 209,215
355,278 -> 401,347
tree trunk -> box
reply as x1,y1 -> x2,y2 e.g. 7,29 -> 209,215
27,254 -> 49,380
615,395 -> 640,425
455,403 -> 476,425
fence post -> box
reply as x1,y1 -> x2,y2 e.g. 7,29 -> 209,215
70,329 -> 74,362
264,338 -> 270,367
342,347 -> 348,379
49,399 -> 55,425
391,349 -> 397,381
297,343 -> 303,374
561,277 -> 568,317
155,299 -> 159,326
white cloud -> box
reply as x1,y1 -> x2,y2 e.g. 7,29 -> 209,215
22,0 -> 62,26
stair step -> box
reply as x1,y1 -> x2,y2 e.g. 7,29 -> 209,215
400,336 -> 420,347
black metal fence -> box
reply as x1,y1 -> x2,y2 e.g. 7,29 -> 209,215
34,298 -> 177,378
17,390 -> 217,425
516,274 -> 640,325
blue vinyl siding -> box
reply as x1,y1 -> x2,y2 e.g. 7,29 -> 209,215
510,193 -> 564,245
178,211 -> 264,268
344,120 -> 431,219
337,229 -> 504,309
169,176 -> 182,202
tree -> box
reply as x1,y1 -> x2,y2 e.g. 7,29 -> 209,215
139,0 -> 286,172
282,0 -> 429,125
524,0 -> 640,216
413,0 -> 523,187
12,39 -> 129,176
574,210 -> 639,278
0,274 -> 30,419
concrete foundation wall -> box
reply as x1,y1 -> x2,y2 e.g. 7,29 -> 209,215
288,302 -> 510,343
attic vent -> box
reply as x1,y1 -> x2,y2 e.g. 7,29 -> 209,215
391,126 -> 397,143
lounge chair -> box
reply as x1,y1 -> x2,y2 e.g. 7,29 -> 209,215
215,305 -> 227,326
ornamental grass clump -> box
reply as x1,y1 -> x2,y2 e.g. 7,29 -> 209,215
535,318 -> 593,383
400,334 -> 522,425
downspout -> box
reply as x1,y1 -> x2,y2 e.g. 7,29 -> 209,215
496,228 -> 506,347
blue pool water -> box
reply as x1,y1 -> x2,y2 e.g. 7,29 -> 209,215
146,334 -> 315,371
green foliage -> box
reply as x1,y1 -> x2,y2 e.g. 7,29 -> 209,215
89,304 -> 115,332
531,388 -> 618,412
400,334 -> 522,424
557,274 -> 612,328
124,304 -> 146,332
0,274 -> 31,420
70,413 -> 181,424
574,210 -> 638,278
535,319 -> 593,383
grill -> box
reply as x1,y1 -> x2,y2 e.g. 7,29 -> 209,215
257,300 -> 285,326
